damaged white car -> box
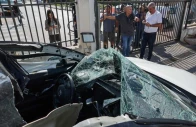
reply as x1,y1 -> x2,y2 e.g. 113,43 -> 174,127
0,43 -> 196,127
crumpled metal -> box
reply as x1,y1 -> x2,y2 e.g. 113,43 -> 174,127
0,73 -> 26,127
71,48 -> 196,121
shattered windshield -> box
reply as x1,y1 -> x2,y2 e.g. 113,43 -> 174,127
71,48 -> 196,121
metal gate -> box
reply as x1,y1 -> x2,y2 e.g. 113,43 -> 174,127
97,0 -> 191,50
0,0 -> 77,47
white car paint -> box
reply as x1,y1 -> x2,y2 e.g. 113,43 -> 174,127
127,57 -> 196,97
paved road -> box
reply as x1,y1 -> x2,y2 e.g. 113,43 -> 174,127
130,41 -> 196,75
0,2 -> 75,47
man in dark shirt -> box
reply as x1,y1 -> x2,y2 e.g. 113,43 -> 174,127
105,6 -> 139,56
12,0 -> 22,25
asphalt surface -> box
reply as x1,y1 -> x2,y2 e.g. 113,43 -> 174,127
130,41 -> 196,75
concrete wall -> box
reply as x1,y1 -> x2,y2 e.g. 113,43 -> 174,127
75,0 -> 97,54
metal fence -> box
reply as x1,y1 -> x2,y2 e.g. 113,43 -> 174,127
97,0 -> 191,50
0,1 -> 77,47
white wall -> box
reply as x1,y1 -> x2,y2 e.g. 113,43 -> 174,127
75,0 -> 96,53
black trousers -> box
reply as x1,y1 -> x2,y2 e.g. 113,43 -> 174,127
49,34 -> 62,47
140,32 -> 157,60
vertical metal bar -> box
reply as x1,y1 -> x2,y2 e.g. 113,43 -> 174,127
30,0 -> 40,43
185,1 -> 192,29
55,0 -> 62,46
95,0 -> 100,50
8,0 -> 21,42
23,0 -> 34,42
164,2 -> 170,43
102,3 -> 104,48
170,2 -> 176,41
161,2 -> 165,43
172,2 -> 178,40
0,4 -> 13,41
167,2 -> 173,42
169,2 -> 176,42
174,2 -> 183,39
19,4 -> 27,42
177,1 -> 187,40
0,26 -> 5,41
66,2 -> 72,46
43,1 -> 48,43
161,2 -> 165,44
171,2 -> 176,40
137,2 -> 141,49
157,2 -> 161,44
60,2 -> 67,46
37,2 -> 46,43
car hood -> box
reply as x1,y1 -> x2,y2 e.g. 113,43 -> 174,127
127,57 -> 196,97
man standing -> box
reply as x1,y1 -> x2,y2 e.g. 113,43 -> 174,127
105,6 -> 139,56
12,0 -> 23,25
140,2 -> 162,61
100,5 -> 116,49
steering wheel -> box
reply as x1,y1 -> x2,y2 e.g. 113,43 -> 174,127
53,73 -> 75,108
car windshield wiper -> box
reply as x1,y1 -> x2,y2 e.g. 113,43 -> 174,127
134,118 -> 196,126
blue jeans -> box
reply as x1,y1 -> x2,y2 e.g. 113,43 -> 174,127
140,32 -> 157,60
121,35 -> 133,57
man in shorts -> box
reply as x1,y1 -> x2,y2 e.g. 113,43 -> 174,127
100,5 -> 116,49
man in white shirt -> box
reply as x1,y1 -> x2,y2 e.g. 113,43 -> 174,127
140,2 -> 162,61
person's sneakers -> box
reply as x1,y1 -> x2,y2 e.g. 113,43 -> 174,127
73,43 -> 77,46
